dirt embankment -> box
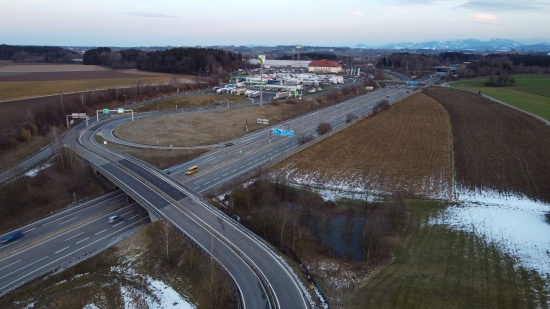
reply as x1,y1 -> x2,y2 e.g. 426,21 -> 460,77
276,92 -> 454,199
424,87 -> 550,203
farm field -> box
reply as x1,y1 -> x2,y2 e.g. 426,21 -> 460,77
0,62 -> 190,101
450,74 -> 550,121
274,92 -> 454,199
424,86 -> 550,204
352,199 -> 549,309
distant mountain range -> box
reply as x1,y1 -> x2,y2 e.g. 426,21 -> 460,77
356,38 -> 550,51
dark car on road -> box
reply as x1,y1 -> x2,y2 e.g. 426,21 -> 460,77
1,230 -> 23,244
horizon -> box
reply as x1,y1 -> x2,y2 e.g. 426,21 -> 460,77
2,0 -> 549,47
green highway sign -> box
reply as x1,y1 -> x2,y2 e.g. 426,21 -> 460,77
103,108 -> 109,114
118,108 -> 124,114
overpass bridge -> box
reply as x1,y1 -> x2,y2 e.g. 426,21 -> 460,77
75,121 -> 310,309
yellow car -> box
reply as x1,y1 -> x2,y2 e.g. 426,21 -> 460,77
186,166 -> 199,175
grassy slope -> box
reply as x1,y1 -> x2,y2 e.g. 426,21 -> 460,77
276,92 -> 453,198
449,74 -> 550,121
352,199 -> 549,309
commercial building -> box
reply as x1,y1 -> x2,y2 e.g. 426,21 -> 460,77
308,59 -> 342,73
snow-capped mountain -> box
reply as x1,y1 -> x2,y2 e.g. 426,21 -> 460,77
356,38 -> 550,51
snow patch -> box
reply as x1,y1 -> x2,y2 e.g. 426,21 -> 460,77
112,266 -> 195,309
431,189 -> 550,279
24,163 -> 53,177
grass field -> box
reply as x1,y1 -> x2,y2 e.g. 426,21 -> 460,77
133,93 -> 248,113
449,74 -> 550,121
351,199 -> 549,309
115,97 -> 336,147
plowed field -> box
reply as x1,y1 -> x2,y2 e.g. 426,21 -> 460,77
277,92 -> 454,198
424,87 -> 550,203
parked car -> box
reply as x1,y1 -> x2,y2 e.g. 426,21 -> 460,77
108,215 -> 121,224
1,230 -> 23,244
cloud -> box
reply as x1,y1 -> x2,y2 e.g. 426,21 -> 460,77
470,13 -> 497,23
460,0 -> 549,11
123,12 -> 178,18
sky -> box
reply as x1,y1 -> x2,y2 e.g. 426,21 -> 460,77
2,0 -> 549,47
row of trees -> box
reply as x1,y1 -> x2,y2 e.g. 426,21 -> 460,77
83,47 -> 246,77
0,44 -> 78,63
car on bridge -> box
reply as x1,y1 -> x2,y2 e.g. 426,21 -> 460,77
186,166 -> 199,175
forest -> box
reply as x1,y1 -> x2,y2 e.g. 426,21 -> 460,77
83,47 -> 246,77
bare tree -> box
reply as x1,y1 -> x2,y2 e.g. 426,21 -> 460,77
316,122 -> 332,135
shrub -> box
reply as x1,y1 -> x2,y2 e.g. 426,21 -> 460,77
316,122 -> 332,135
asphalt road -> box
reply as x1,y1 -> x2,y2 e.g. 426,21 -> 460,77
0,192 -> 148,296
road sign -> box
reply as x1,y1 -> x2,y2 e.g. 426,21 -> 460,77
272,128 -> 294,137
257,118 -> 269,125
103,108 -> 109,114
118,108 -> 124,114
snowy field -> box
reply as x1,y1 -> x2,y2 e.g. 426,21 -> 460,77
431,189 -> 550,279
280,172 -> 550,280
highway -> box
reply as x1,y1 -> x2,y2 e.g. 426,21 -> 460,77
0,192 -> 148,295
0,76 -> 439,305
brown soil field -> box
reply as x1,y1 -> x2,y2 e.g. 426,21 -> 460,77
116,101 -> 321,147
275,92 -> 454,198
424,87 -> 550,203
0,70 -> 162,82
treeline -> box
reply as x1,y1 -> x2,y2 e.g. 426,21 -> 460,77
83,47 -> 245,77
221,172 -> 408,264
0,44 -> 78,63
377,52 -> 550,77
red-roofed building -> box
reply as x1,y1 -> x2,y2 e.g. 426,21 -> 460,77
308,59 -> 342,73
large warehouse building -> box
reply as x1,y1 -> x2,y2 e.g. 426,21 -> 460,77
308,59 -> 342,73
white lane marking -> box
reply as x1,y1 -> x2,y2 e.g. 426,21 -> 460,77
64,231 -> 85,242
59,216 -> 78,225
222,173 -> 228,177
95,229 -> 107,235
0,259 -> 21,272
222,166 -> 232,172
214,177 -> 220,181
0,256 -> 48,280
55,246 -> 69,254
76,237 -> 89,244
203,181 -> 211,185
231,169 -> 238,173
26,228 -> 36,232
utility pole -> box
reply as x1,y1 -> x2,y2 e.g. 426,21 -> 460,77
258,55 -> 264,107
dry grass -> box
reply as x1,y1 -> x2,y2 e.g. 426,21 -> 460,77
116,102 -> 308,147
276,92 -> 453,198
0,75 -> 185,101
103,141 -> 208,169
